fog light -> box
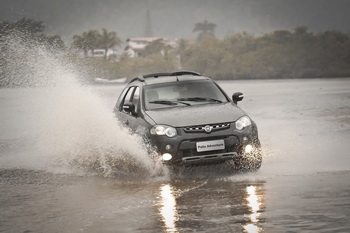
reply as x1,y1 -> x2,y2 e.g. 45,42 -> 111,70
165,144 -> 172,151
245,144 -> 253,153
162,153 -> 172,161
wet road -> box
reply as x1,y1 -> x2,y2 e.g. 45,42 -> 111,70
1,169 -> 350,232
1,78 -> 350,232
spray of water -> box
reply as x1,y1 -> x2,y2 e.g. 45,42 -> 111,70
0,33 -> 165,178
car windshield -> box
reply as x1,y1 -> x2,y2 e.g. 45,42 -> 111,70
144,80 -> 229,110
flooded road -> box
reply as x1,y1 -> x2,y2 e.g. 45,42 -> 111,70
1,78 -> 350,232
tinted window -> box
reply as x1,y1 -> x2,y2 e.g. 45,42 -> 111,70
120,86 -> 135,112
132,87 -> 140,111
144,81 -> 229,110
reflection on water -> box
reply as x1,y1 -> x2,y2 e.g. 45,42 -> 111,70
243,185 -> 263,233
157,180 -> 265,232
159,184 -> 179,232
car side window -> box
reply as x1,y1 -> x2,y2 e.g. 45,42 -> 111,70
120,87 -> 135,112
132,87 -> 140,112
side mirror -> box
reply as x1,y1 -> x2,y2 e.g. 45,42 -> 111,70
232,92 -> 244,104
122,103 -> 136,115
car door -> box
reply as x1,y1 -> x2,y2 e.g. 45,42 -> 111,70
116,86 -> 149,135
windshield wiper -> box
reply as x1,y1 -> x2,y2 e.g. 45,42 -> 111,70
177,97 -> 223,103
149,100 -> 191,106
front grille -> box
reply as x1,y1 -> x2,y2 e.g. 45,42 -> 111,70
183,123 -> 230,133
183,144 -> 236,158
182,152 -> 238,163
188,135 -> 230,142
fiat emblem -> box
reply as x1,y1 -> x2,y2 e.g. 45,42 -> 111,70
204,125 -> 212,133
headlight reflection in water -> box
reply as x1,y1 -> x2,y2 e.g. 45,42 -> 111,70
243,185 -> 263,233
159,184 -> 178,232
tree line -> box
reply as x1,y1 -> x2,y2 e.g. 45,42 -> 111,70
1,18 -> 350,87
71,28 -> 121,59
0,18 -> 65,51
182,26 -> 350,79
68,21 -> 350,80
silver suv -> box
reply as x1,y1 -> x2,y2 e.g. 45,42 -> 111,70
114,71 -> 262,170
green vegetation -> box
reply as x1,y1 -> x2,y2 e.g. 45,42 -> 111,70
1,17 -> 350,87
82,25 -> 350,81
0,17 -> 65,50
72,29 -> 122,60
182,27 -> 350,79
0,18 -> 66,87
193,20 -> 217,42
142,39 -> 172,57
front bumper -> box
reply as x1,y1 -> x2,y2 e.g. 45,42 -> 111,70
150,122 -> 260,165
181,152 -> 239,164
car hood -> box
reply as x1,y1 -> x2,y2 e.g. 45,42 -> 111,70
145,103 -> 246,127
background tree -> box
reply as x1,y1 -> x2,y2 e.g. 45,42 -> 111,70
193,20 -> 216,42
0,18 -> 65,87
72,28 -> 121,59
182,28 -> 350,79
99,28 -> 122,60
37,34 -> 65,51
0,18 -> 64,49
0,18 -> 44,37
142,38 -> 167,57
72,34 -> 88,56
85,29 -> 101,55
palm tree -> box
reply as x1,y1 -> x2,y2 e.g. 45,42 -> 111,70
193,20 -> 216,42
85,29 -> 101,56
72,30 -> 100,56
72,34 -> 88,56
99,28 -> 122,60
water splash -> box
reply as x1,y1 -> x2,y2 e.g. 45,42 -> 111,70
0,33 -> 164,178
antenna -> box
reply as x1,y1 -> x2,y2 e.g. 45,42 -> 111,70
144,10 -> 154,37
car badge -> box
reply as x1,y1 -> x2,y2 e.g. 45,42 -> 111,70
204,125 -> 212,133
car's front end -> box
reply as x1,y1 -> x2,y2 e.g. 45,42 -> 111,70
145,104 -> 262,170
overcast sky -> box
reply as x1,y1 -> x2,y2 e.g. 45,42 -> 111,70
1,0 -> 350,42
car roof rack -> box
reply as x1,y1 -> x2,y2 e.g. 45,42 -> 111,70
129,71 -> 200,83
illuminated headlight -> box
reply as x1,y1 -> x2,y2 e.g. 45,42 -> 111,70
150,125 -> 177,137
235,116 -> 251,130
245,144 -> 253,153
162,153 -> 172,161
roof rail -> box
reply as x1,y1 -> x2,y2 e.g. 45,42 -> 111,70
171,71 -> 200,76
129,71 -> 200,83
129,75 -> 145,83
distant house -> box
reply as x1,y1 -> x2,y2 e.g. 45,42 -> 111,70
125,37 -> 177,58
71,48 -> 118,60
90,49 -> 117,58
92,49 -> 106,57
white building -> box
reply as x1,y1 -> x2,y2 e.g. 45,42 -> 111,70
125,37 -> 177,58
90,49 -> 117,58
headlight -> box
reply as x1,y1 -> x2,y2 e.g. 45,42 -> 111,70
150,125 -> 177,137
235,116 -> 251,130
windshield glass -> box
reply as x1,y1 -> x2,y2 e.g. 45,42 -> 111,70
144,80 -> 229,110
